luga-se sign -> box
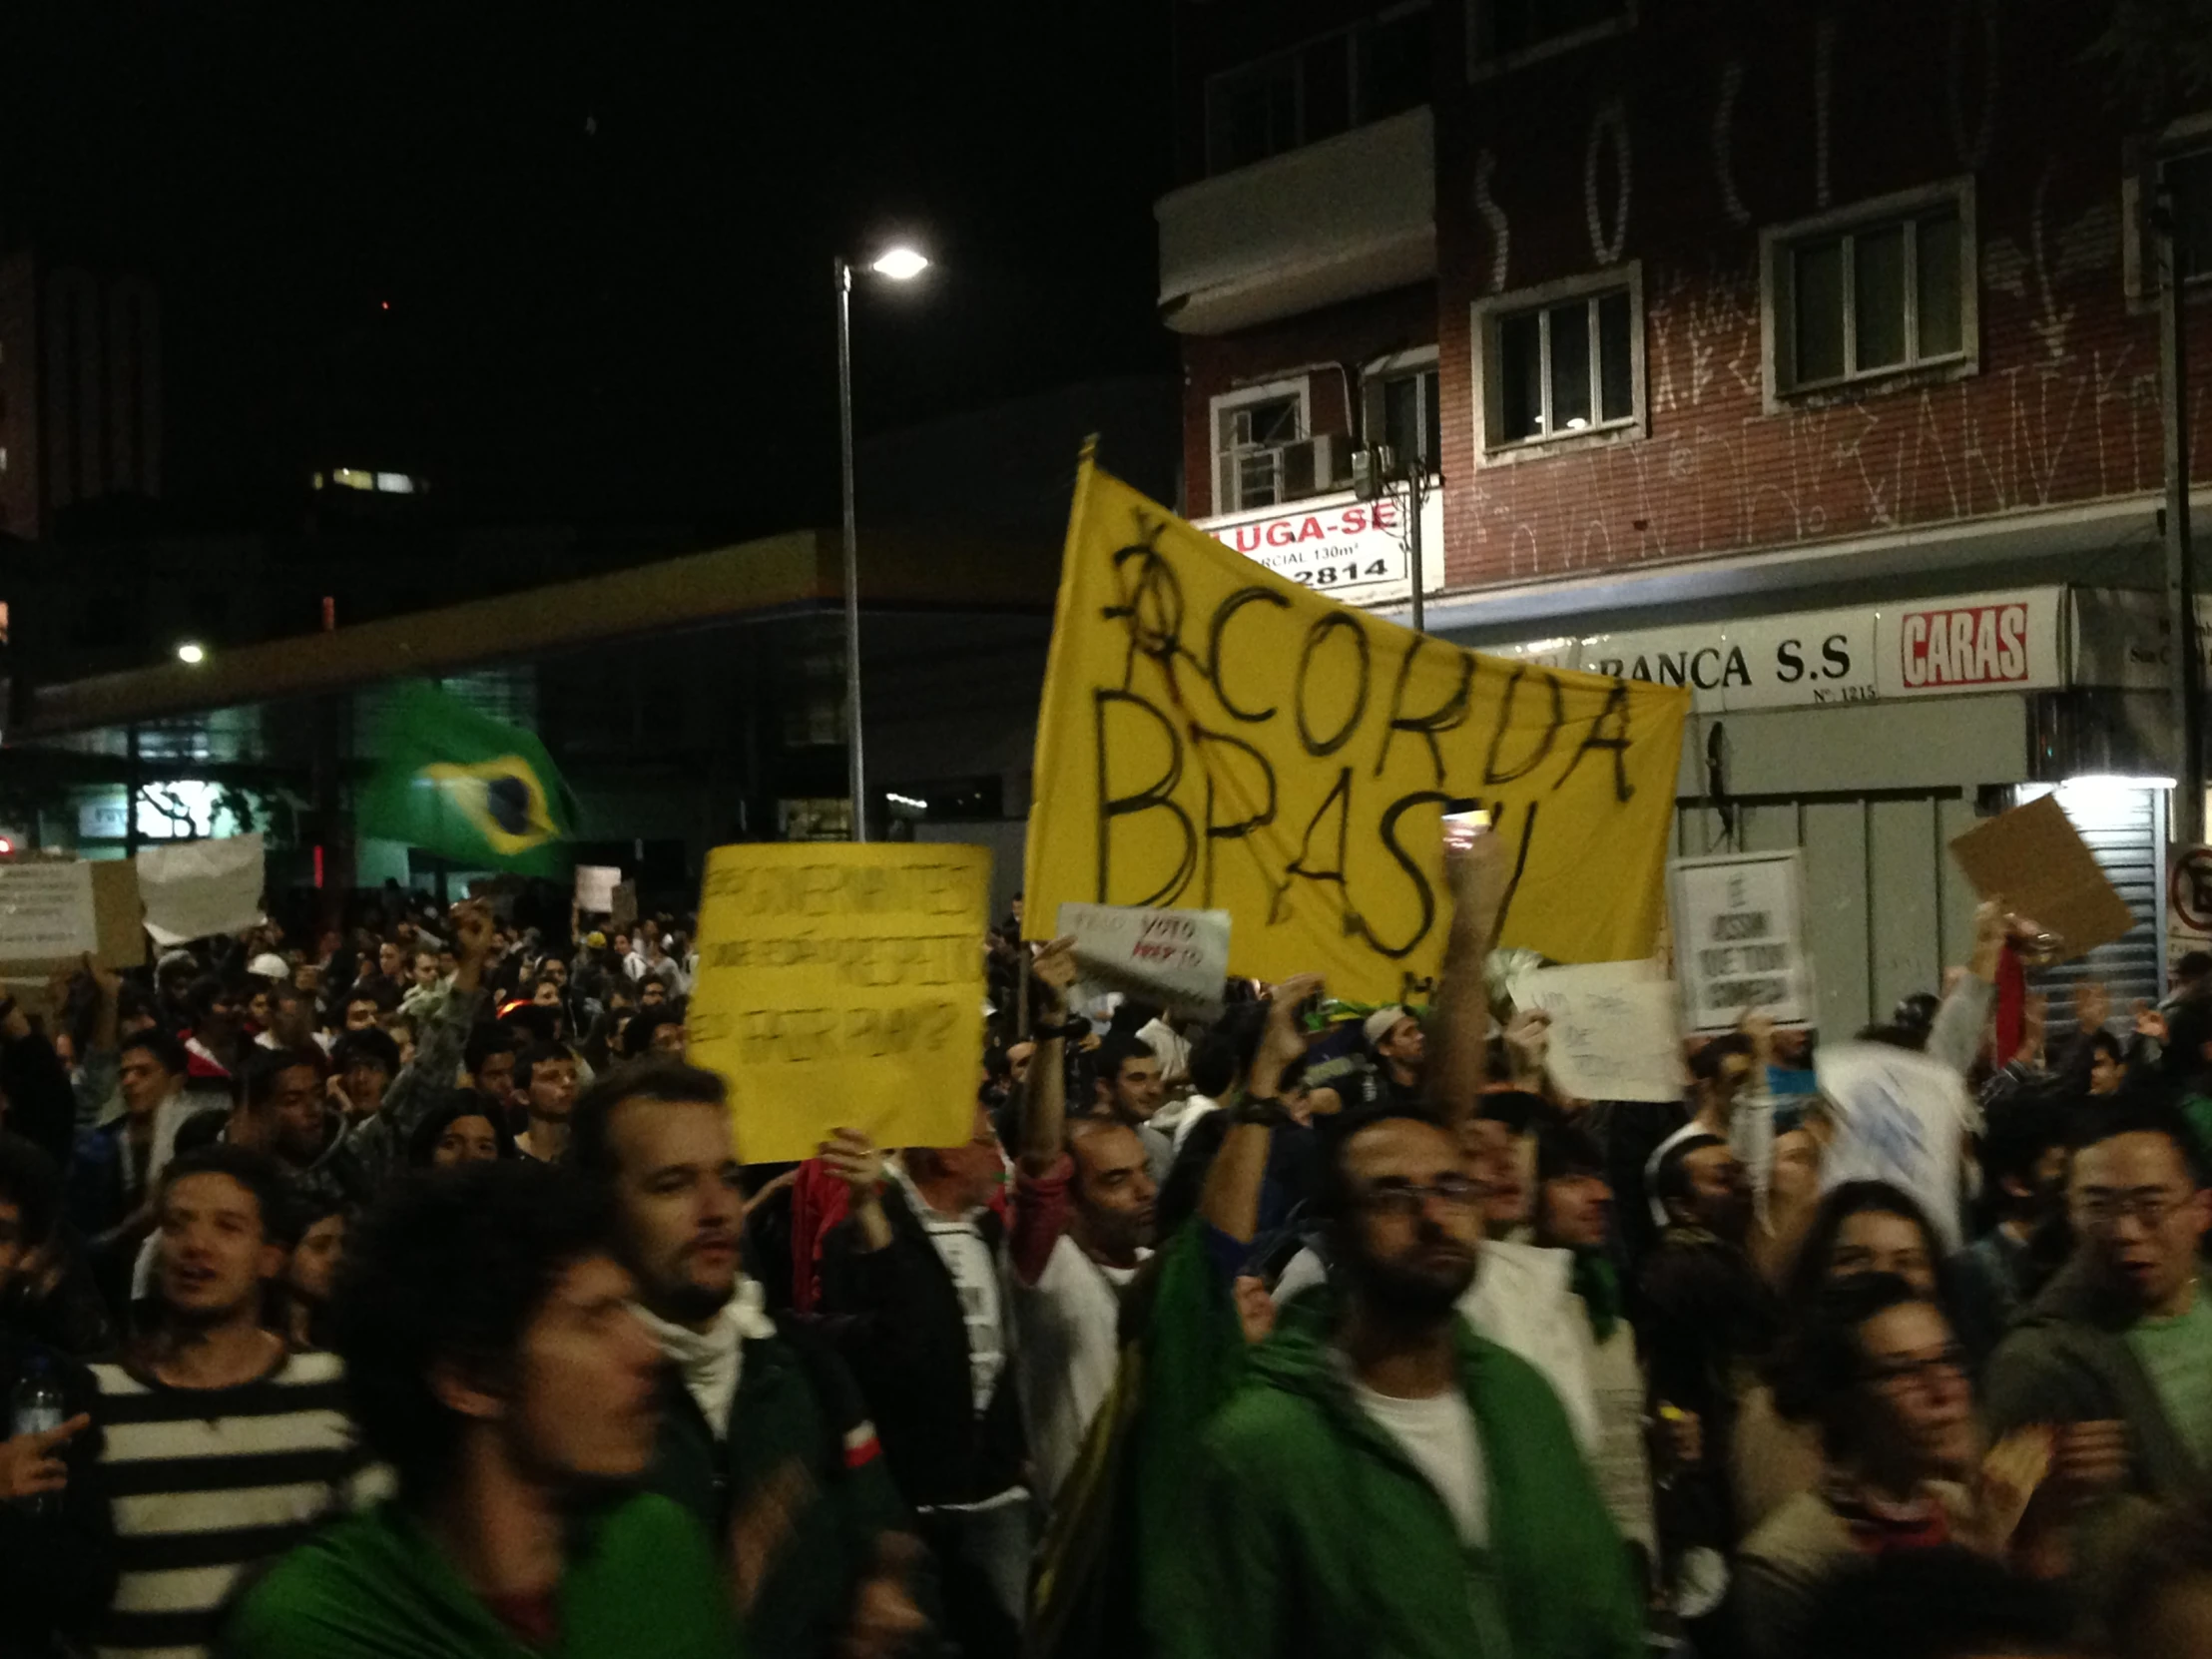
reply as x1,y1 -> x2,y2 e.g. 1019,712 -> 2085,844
1496,588 -> 2062,714
1197,488 -> 1446,610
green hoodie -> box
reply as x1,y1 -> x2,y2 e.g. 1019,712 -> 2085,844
1166,1307 -> 1644,1659
219,1493 -> 742,1659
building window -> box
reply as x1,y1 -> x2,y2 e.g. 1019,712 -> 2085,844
1473,267 -> 1643,454
1764,182 -> 1976,400
1365,350 -> 1442,471
2159,144 -> 2212,285
1206,4 -> 1430,175
1212,380 -> 1312,512
1469,0 -> 1631,72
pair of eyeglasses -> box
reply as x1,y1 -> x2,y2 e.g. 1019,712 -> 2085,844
2075,1190 -> 2191,1230
1354,1174 -> 1483,1217
1862,1346 -> 1969,1392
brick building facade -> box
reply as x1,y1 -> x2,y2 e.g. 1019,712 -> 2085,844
1155,0 -> 2212,1027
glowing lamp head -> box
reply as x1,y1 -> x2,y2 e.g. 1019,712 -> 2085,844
177,643 -> 206,665
868,247 -> 929,281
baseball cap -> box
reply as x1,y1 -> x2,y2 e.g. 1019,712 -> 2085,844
1363,1005 -> 1411,1049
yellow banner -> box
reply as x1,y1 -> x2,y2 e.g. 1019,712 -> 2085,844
1022,458 -> 1690,1002
687,843 -> 988,1162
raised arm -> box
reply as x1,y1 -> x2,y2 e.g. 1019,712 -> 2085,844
1201,973 -> 1319,1245
1423,832 -> 1512,1137
1016,937 -> 1078,1177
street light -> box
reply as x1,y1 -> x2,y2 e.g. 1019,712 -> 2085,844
176,642 -> 206,665
833,243 -> 929,843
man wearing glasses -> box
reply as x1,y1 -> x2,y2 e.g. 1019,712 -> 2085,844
1170,1104 -> 1642,1659
1986,1100 -> 2212,1555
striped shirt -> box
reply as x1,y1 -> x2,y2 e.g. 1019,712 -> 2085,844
90,1347 -> 385,1659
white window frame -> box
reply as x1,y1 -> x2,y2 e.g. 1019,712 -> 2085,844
1760,178 -> 1979,413
1469,263 -> 1645,463
1467,0 -> 1635,81
2122,112 -> 2212,310
1210,378 -> 1312,514
1363,347 -> 1442,476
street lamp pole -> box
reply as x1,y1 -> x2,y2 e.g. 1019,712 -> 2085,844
833,255 -> 867,843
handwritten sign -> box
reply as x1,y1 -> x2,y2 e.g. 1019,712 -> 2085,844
1022,456 -> 1689,1001
1671,850 -> 1814,1032
1814,1039 -> 1972,1248
1513,959 -> 1684,1104
1057,901 -> 1231,1008
0,861 -> 98,961
686,843 -> 989,1163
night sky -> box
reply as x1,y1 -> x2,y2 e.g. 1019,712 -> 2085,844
0,2 -> 1177,536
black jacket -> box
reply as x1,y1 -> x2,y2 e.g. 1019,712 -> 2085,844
0,1326 -> 115,1658
644,1316 -> 918,1659
818,1185 -> 1027,1509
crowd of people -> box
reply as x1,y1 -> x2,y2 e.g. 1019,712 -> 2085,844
6,854 -> 2212,1657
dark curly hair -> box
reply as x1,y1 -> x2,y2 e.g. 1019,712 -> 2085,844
332,1162 -> 611,1496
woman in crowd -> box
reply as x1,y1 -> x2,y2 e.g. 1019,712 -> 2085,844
1735,1178 -> 1959,1532
1738,1273 -> 2054,1658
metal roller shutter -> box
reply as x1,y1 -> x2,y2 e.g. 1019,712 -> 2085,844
2026,780 -> 2167,1030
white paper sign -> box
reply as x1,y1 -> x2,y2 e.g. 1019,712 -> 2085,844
1056,901 -> 1232,1008
0,861 -> 98,960
575,865 -> 623,913
1671,850 -> 1814,1033
1814,1039 -> 1972,1248
138,833 -> 267,947
1514,959 -> 1684,1104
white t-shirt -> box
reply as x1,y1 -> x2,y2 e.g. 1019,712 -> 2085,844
1352,1379 -> 1488,1548
1014,1235 -> 1148,1505
914,1208 -> 1008,1416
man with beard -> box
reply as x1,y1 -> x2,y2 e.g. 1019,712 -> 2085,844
571,1058 -> 927,1659
225,1161 -> 737,1659
1172,1106 -> 1641,1659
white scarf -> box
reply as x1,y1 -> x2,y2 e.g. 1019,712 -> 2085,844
632,1277 -> 775,1440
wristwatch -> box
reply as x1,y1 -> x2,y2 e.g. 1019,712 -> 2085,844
1230,1093 -> 1293,1127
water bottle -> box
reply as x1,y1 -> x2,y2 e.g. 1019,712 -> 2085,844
10,1353 -> 66,1516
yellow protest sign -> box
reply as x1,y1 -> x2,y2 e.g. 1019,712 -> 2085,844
1023,456 -> 1690,1002
687,843 -> 988,1162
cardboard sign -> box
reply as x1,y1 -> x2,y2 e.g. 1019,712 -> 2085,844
1948,794 -> 2134,962
575,864 -> 623,913
1512,958 -> 1684,1104
0,860 -> 149,981
687,843 -> 989,1163
0,861 -> 98,960
1670,850 -> 1815,1033
1021,456 -> 1690,1002
610,878 -> 639,931
1057,901 -> 1231,1008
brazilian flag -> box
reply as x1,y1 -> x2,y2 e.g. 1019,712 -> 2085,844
357,682 -> 577,875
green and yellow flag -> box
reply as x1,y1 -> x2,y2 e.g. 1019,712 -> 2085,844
357,682 -> 576,875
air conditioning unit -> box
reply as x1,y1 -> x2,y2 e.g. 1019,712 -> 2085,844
1278,434 -> 1349,499
1351,443 -> 1397,501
